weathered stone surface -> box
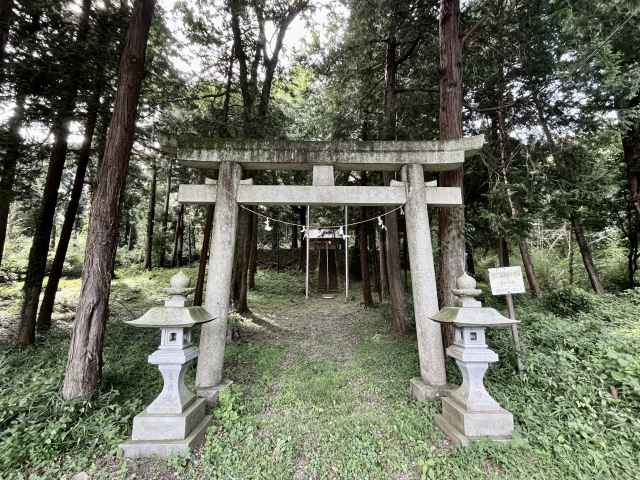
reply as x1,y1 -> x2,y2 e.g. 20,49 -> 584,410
431,274 -> 517,444
197,378 -> 233,407
178,184 -> 462,207
410,377 -> 455,401
121,274 -> 215,459
440,396 -> 513,439
145,346 -> 198,415
120,415 -> 212,459
312,165 -> 335,186
131,398 -> 206,441
196,162 -> 242,394
404,164 -> 448,394
178,136 -> 484,172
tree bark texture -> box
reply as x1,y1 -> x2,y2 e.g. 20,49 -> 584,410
571,218 -> 605,294
622,108 -> 640,286
359,207 -> 373,307
0,0 -> 14,85
518,240 -> 541,297
160,156 -> 172,266
376,228 -> 389,299
144,156 -> 157,269
36,70 -> 106,332
437,0 -> 465,312
622,107 -> 640,217
171,203 -> 185,267
248,214 -> 258,289
17,0 -> 93,346
498,237 -> 510,267
232,207 -> 252,314
382,174 -> 408,335
62,0 -> 156,400
194,204 -> 214,306
371,224 -> 382,302
0,92 -> 24,268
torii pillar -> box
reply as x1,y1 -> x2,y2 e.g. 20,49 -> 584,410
403,164 -> 453,400
195,161 -> 241,403
177,136 -> 484,403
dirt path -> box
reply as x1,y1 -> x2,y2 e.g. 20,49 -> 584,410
241,292 -> 372,363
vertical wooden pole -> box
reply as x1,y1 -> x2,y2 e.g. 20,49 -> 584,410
345,206 -> 349,300
305,205 -> 310,298
505,293 -> 524,374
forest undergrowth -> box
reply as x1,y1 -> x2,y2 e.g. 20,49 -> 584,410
0,268 -> 638,479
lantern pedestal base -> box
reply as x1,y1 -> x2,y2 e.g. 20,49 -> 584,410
120,414 -> 212,459
131,397 -> 207,441
435,396 -> 513,446
410,377 -> 455,401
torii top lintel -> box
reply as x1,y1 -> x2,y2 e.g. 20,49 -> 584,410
178,135 -> 484,172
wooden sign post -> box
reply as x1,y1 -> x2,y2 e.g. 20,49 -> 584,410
488,266 -> 526,373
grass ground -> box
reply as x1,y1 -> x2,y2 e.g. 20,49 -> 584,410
1,267 -> 639,479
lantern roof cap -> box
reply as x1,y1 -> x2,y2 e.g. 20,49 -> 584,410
126,305 -> 214,328
431,306 -> 517,327
125,272 -> 215,328
430,273 -> 518,327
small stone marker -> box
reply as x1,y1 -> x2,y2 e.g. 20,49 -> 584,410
432,273 -> 518,446
119,271 -> 215,459
488,266 -> 526,373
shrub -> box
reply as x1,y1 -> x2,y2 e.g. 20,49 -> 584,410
542,285 -> 598,317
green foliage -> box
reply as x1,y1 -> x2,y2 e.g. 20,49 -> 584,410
542,286 -> 599,316
0,269 -> 174,479
2,269 -> 640,478
183,272 -> 640,479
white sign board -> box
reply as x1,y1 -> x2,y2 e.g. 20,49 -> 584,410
488,266 -> 526,296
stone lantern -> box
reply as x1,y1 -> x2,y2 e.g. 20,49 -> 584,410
432,273 -> 518,446
120,271 -> 215,458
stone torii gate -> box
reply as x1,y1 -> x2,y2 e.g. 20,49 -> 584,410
177,135 -> 484,403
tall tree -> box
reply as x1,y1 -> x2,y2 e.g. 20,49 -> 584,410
228,0 -> 309,311
0,93 -> 24,268
380,29 -> 412,335
159,155 -> 173,266
0,0 -> 13,84
62,0 -> 156,400
358,208 -> 374,307
436,0 -> 464,309
36,70 -> 108,331
144,156 -> 157,269
194,204 -> 214,305
17,0 -> 93,346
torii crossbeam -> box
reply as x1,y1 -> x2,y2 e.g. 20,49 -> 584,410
177,135 -> 484,404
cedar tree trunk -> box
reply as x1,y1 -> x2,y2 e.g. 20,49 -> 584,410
437,0 -> 465,313
160,156 -> 172,266
0,92 -> 24,268
571,218 -> 605,294
194,204 -> 214,306
248,214 -> 258,289
143,156 -> 157,269
518,240 -> 541,297
62,0 -> 156,400
359,207 -> 373,307
17,0 -> 93,346
0,0 -> 13,84
36,71 -> 105,332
